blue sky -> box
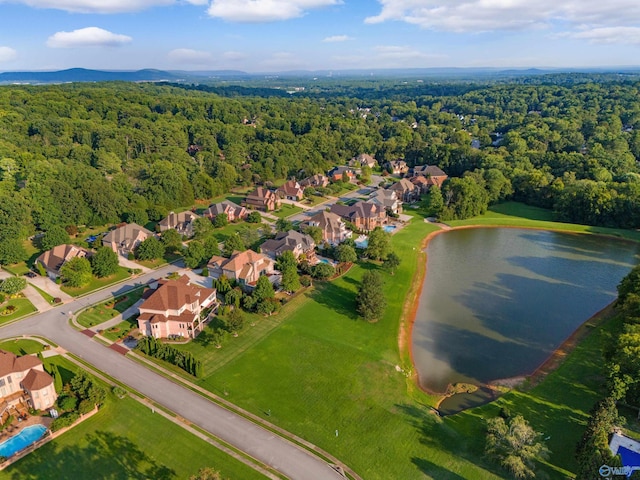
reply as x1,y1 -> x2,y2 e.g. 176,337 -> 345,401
1,0 -> 640,72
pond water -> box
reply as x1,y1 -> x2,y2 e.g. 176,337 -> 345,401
0,424 -> 47,457
412,228 -> 640,412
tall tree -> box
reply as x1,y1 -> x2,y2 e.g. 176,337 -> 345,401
382,251 -> 401,275
486,415 -> 549,480
161,228 -> 183,253
40,225 -> 71,251
184,241 -> 207,269
223,234 -> 245,257
90,247 -> 119,278
59,257 -> 92,287
335,244 -> 357,264
365,227 -> 391,261
135,237 -> 164,261
356,271 -> 386,321
281,265 -> 301,293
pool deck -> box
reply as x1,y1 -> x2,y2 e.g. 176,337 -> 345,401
0,415 -> 51,444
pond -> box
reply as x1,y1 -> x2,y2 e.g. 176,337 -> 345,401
412,228 -> 640,413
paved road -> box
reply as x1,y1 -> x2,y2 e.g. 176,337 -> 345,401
0,266 -> 344,480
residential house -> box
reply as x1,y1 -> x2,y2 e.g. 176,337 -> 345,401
409,175 -> 431,195
389,178 -> 421,203
204,201 -> 248,222
208,250 -> 277,288
302,211 -> 352,246
411,165 -> 448,187
276,180 -> 305,201
243,187 -> 281,212
102,223 -> 154,256
327,166 -> 356,183
367,189 -> 402,215
35,244 -> 92,280
384,160 -> 409,175
260,230 -> 317,264
300,174 -> 329,189
158,211 -> 200,238
137,275 -> 217,340
0,350 -> 57,412
348,153 -> 377,169
330,201 -> 387,232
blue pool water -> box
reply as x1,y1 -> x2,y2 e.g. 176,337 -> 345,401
0,424 -> 47,457
319,258 -> 330,264
383,225 -> 397,233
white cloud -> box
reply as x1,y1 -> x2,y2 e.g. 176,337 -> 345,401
47,27 -> 132,48
323,34 -> 351,42
207,0 -> 340,22
0,47 -> 17,62
365,0 -> 640,33
3,0 -> 173,13
569,26 -> 640,44
167,48 -> 213,65
223,51 -> 248,60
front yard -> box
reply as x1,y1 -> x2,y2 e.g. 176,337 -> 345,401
271,204 -> 303,219
0,297 -> 37,325
60,267 -> 131,297
77,287 -> 146,328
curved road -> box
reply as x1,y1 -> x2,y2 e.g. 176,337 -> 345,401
0,267 -> 344,480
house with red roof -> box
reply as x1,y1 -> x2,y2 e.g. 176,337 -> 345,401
137,275 -> 217,340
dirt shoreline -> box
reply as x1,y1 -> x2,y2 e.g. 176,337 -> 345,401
399,223 -> 625,405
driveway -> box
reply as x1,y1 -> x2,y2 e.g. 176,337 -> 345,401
22,284 -> 53,312
26,276 -> 73,303
0,265 -> 349,480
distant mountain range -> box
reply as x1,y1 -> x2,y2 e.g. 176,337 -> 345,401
2,66 -> 640,85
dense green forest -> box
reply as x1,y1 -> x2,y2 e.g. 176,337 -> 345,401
1,77 -> 640,264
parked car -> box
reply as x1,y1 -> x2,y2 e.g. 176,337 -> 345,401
25,272 -> 36,278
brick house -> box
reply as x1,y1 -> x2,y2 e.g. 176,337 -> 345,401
35,244 -> 92,280
330,201 -> 387,232
207,250 -> 277,289
384,160 -> 409,175
389,178 -> 421,203
204,201 -> 248,222
411,165 -> 448,187
137,275 -> 217,340
102,223 -> 154,256
302,211 -> 352,246
260,230 -> 317,263
276,180 -> 305,201
243,187 -> 281,212
327,166 -> 356,183
0,350 -> 57,412
158,211 -> 200,238
300,174 -> 329,189
409,175 -> 431,195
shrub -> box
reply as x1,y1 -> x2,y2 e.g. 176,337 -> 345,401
50,412 -> 80,432
58,395 -> 78,412
112,386 -> 127,398
78,399 -> 94,415
201,267 -> 209,277
0,293 -> 5,304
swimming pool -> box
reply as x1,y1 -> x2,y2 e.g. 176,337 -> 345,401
0,424 -> 47,458
383,225 -> 397,233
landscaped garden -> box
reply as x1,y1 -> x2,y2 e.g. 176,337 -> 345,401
0,297 -> 37,325
77,287 -> 146,328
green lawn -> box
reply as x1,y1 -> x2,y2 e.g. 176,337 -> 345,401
212,222 -> 264,243
135,252 -> 182,270
271,204 -> 303,219
2,263 -> 32,276
449,201 -> 640,242
0,297 -> 37,324
77,287 -> 147,328
0,338 -> 47,355
101,318 -> 137,342
60,267 -> 131,297
162,203 -> 640,479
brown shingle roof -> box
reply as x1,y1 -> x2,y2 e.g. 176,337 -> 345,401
158,211 -> 199,229
139,276 -> 215,312
0,351 -> 41,377
21,369 -> 53,391
36,244 -> 91,274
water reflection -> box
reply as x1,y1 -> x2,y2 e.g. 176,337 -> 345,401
413,228 -> 640,399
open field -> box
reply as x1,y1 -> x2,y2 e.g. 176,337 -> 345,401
164,202 -> 635,479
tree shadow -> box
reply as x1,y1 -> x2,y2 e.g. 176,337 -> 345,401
310,282 -> 359,320
411,457 -> 468,480
6,430 -> 176,479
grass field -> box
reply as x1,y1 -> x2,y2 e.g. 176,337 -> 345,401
60,267 -> 131,297
164,202 -> 638,479
212,222 -> 264,244
77,286 -> 146,328
101,319 -> 137,342
0,297 -> 37,324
